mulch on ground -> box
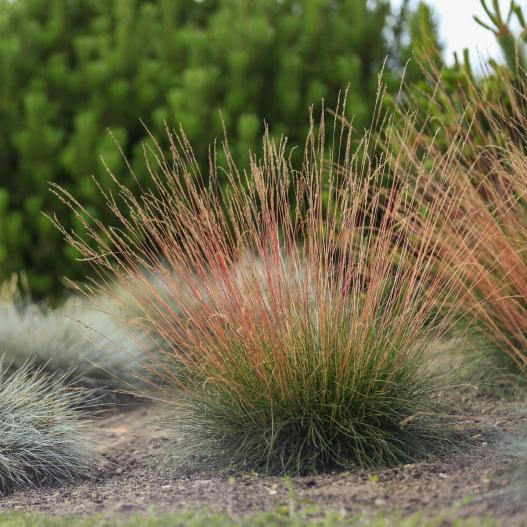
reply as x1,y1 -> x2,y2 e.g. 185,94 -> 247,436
1,394 -> 526,525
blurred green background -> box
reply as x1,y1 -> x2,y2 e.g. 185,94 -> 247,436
0,0 -> 507,298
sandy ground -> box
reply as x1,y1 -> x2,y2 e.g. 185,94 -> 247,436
1,394 -> 527,525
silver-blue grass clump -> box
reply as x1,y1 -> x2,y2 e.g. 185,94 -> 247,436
0,363 -> 97,494
0,295 -> 149,403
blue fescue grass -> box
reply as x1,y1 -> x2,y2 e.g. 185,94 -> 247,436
0,363 -> 98,494
0,294 -> 149,404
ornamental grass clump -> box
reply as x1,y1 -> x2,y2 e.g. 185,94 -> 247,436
0,363 -> 97,494
0,294 -> 148,403
54,104 -> 476,474
390,65 -> 527,379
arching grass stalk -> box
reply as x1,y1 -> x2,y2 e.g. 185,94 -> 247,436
53,100 -> 477,474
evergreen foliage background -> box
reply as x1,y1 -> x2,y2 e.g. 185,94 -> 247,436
0,0 -> 436,297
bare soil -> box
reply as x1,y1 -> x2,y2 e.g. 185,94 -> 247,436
1,394 -> 526,525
